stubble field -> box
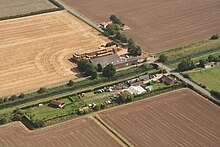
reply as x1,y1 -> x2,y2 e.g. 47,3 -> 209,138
62,0 -> 220,52
0,0 -> 57,18
0,10 -> 108,97
98,88 -> 220,146
0,117 -> 121,147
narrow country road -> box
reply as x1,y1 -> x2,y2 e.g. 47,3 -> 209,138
55,0 -> 104,33
148,57 -> 214,98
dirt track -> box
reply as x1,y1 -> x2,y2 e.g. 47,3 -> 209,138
0,117 -> 121,147
98,88 -> 220,146
61,0 -> 220,52
0,10 -> 108,97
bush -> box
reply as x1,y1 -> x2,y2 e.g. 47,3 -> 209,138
67,80 -> 74,86
210,34 -> 219,40
158,53 -> 168,63
178,59 -> 195,72
110,15 -> 123,25
35,119 -> 44,128
37,87 -> 47,94
9,95 -> 17,101
18,93 -> 25,98
103,64 -> 116,78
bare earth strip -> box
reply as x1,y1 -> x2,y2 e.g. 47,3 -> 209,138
98,88 -> 220,146
0,10 -> 108,97
0,0 -> 57,18
61,0 -> 220,52
0,117 -> 122,147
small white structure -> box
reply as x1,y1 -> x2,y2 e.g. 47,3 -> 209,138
98,21 -> 112,28
121,25 -> 130,31
126,86 -> 146,95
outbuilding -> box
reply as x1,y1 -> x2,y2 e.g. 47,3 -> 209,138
50,100 -> 66,109
126,86 -> 146,95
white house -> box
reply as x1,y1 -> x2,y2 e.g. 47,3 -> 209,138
126,86 -> 146,95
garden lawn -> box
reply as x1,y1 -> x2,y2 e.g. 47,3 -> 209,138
25,97 -> 85,121
189,66 -> 220,92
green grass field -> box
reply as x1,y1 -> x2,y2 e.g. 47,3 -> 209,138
189,66 -> 220,92
25,97 -> 86,121
164,39 -> 220,64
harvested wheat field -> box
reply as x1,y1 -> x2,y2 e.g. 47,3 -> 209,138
0,117 -> 121,147
62,0 -> 220,52
98,88 -> 220,146
0,10 -> 108,97
0,0 -> 57,18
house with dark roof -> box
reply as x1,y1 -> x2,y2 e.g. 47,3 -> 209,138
160,75 -> 176,85
91,54 -> 138,68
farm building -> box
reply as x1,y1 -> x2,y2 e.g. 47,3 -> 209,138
121,25 -> 130,31
130,81 -> 144,86
160,75 -> 176,85
139,74 -> 150,81
98,21 -> 112,28
137,54 -> 149,62
91,54 -> 138,68
126,85 -> 146,95
50,100 -> 66,109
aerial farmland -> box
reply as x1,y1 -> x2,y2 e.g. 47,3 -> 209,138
0,0 -> 57,18
98,88 -> 220,146
61,0 -> 220,52
0,117 -> 122,147
0,0 -> 220,146
0,10 -> 108,97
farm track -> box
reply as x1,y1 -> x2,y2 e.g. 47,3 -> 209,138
61,0 -> 220,52
0,11 -> 108,97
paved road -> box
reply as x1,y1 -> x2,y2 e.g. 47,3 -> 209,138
55,0 -> 104,33
148,57 -> 214,98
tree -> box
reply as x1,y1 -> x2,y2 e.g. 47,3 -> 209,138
116,90 -> 134,104
102,64 -> 116,78
210,34 -> 219,40
0,116 -> 8,124
97,63 -> 103,72
105,41 -> 118,47
9,95 -> 17,101
37,87 -> 47,94
128,38 -> 135,46
110,15 -> 123,25
141,63 -> 153,71
178,59 -> 195,72
198,59 -> 206,68
93,105 -> 100,111
106,24 -> 120,35
35,119 -> 44,128
208,55 -> 215,62
77,58 -> 96,76
77,58 -> 90,72
18,93 -> 25,98
128,45 -> 142,56
67,80 -> 74,86
158,53 -> 168,63
90,69 -> 98,79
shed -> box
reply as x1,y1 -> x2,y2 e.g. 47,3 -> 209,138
50,100 -> 66,109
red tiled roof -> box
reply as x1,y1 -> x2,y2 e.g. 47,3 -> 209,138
138,54 -> 149,59
121,25 -> 130,29
51,100 -> 64,106
100,21 -> 112,25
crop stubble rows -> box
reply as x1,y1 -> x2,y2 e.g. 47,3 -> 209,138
0,10 -> 108,97
62,0 -> 220,52
98,89 -> 220,146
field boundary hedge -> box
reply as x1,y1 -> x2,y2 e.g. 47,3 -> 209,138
0,0 -> 64,21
